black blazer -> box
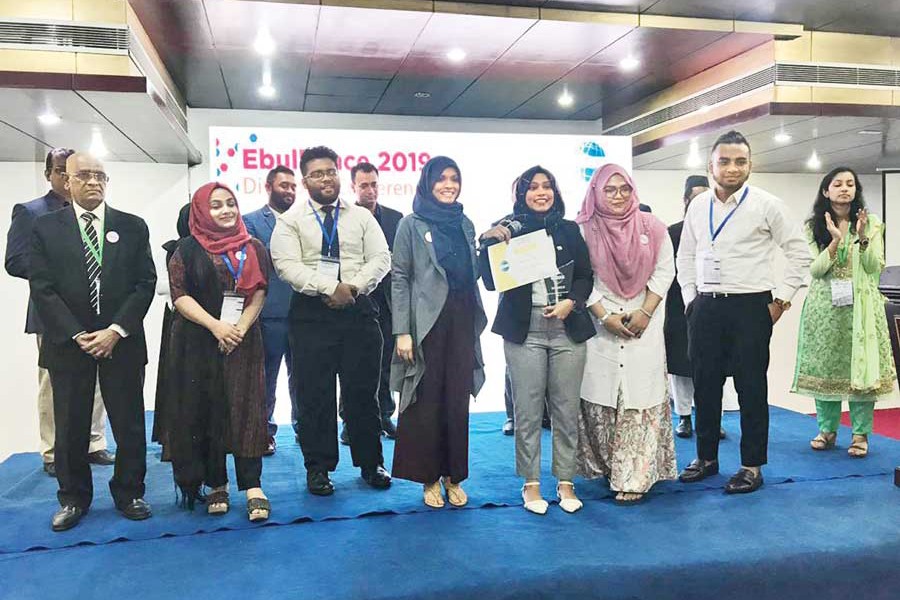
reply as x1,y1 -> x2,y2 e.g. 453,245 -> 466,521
479,219 -> 595,344
29,205 -> 157,369
664,220 -> 690,376
4,191 -> 69,334
372,204 -> 403,312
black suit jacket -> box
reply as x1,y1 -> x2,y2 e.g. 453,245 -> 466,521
372,204 -> 403,312
663,220 -> 691,376
479,219 -> 596,344
5,191 -> 69,334
29,204 -> 157,369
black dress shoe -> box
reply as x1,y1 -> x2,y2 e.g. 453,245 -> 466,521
43,462 -> 56,477
678,458 -> 719,483
307,470 -> 335,496
361,465 -> 392,489
502,419 -> 514,436
719,427 -> 727,440
264,438 -> 276,456
724,468 -> 763,494
382,418 -> 397,439
51,505 -> 87,532
87,449 -> 115,465
118,498 -> 152,521
339,424 -> 351,446
675,417 -> 693,438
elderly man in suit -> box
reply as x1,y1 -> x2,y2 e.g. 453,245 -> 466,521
5,148 -> 113,477
339,162 -> 403,445
244,165 -> 300,455
30,152 -> 156,531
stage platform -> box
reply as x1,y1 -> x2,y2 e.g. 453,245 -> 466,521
1,408 -> 899,600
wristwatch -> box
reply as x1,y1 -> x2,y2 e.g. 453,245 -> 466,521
772,298 -> 790,311
600,312 -> 610,324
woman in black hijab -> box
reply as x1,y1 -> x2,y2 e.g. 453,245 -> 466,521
390,156 -> 487,508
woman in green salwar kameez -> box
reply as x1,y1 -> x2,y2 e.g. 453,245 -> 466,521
793,167 -> 897,458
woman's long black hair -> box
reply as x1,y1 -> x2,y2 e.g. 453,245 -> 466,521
807,166 -> 866,250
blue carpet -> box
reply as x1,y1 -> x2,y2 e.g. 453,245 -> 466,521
0,408 -> 897,554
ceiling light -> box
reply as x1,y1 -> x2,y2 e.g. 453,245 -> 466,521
619,56 -> 640,72
89,129 -> 108,159
686,139 -> 703,168
774,132 -> 792,144
413,91 -> 431,99
446,48 -> 466,63
806,150 -> 821,171
557,88 -> 574,107
858,130 -> 882,136
38,111 -> 60,126
259,69 -> 276,98
253,29 -> 276,56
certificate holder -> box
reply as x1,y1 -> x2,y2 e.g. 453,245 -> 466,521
487,229 -> 559,293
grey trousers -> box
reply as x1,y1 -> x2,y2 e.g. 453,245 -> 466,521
504,308 -> 586,481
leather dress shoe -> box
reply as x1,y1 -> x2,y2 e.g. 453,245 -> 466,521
339,424 -> 351,446
502,419 -> 514,436
307,470 -> 335,496
52,505 -> 87,532
119,498 -> 152,521
382,418 -> 397,439
675,417 -> 693,438
43,462 -> 56,477
678,459 -> 719,483
724,468 -> 763,494
87,449 -> 115,465
361,465 -> 392,489
264,438 -> 276,456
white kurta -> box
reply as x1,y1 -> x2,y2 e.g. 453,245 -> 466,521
580,234 -> 675,410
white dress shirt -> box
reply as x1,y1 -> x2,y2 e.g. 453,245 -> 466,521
270,197 -> 391,297
676,183 -> 810,306
580,230 -> 675,410
71,201 -> 128,338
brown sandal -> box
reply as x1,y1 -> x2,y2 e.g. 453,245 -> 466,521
247,497 -> 270,522
848,434 -> 868,458
206,489 -> 229,516
441,477 -> 468,507
424,481 -> 444,508
810,432 -> 837,451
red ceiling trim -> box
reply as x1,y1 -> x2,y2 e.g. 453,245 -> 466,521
0,71 -> 146,93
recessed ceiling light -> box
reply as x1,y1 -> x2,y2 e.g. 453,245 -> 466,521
858,130 -> 882,136
446,48 -> 466,63
253,29 -> 276,56
258,84 -> 276,98
38,112 -> 60,126
414,91 -> 431,99
618,56 -> 640,72
557,89 -> 574,107
774,132 -> 792,144
806,150 -> 821,171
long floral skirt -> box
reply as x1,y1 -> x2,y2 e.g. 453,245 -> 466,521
577,388 -> 677,494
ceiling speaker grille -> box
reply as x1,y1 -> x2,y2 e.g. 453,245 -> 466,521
775,63 -> 900,88
0,20 -> 128,53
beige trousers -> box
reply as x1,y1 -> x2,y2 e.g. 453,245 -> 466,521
36,335 -> 108,463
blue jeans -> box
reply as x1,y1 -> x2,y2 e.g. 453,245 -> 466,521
260,317 -> 299,438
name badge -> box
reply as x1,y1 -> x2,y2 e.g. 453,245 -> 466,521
317,256 -> 341,281
831,279 -> 853,307
702,251 -> 722,285
220,292 -> 244,324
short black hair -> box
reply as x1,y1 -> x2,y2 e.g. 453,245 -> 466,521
683,175 -> 709,200
299,146 -> 339,176
45,147 -> 75,172
710,130 -> 751,157
266,165 -> 295,186
350,162 -> 378,182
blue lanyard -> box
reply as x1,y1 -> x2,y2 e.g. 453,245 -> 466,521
310,200 -> 340,256
709,187 -> 749,243
222,244 -> 247,283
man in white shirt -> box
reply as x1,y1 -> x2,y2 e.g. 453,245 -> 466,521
270,146 -> 392,496
676,131 -> 811,494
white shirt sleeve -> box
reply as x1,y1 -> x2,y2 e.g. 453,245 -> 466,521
767,200 -> 812,302
345,211 -> 390,295
270,214 -> 339,297
676,207 -> 699,306
647,235 -> 675,299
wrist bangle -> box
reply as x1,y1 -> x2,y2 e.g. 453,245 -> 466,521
639,308 -> 653,319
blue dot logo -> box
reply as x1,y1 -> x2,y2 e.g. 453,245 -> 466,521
581,141 -> 605,157
250,133 -> 258,143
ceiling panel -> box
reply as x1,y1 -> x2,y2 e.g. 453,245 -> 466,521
204,1 -> 319,54
218,49 -> 308,111
303,94 -> 381,114
0,121 -> 48,161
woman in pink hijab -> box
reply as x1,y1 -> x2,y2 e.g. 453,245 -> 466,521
575,164 -> 677,504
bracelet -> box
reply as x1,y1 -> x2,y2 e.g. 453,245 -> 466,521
600,313 -> 610,324
638,308 -> 653,319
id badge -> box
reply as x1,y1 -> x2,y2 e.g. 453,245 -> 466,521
702,251 -> 722,285
317,256 -> 341,281
831,279 -> 853,307
220,292 -> 244,324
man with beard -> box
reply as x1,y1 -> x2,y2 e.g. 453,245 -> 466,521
244,165 -> 299,455
270,146 -> 392,495
676,131 -> 810,494
338,162 -> 402,445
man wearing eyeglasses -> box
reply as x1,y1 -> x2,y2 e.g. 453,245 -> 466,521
5,148 -> 113,478
271,146 -> 393,496
29,153 -> 156,531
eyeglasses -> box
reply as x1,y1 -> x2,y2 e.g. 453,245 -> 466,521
305,169 -> 338,181
602,185 -> 632,198
70,171 -> 109,184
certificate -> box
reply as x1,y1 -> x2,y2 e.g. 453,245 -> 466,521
487,230 -> 559,292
